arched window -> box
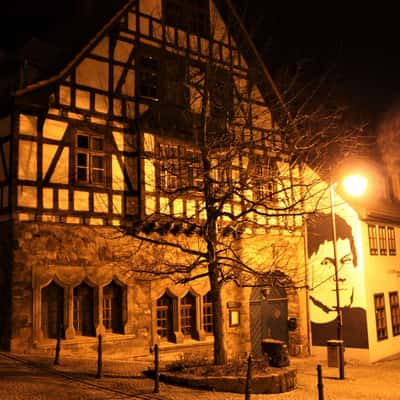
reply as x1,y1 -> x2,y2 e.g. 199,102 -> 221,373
41,282 -> 64,339
156,293 -> 173,340
203,292 -> 213,334
103,281 -> 123,333
73,282 -> 95,336
181,292 -> 196,337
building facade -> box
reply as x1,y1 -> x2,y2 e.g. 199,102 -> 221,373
306,161 -> 400,362
0,0 -> 309,358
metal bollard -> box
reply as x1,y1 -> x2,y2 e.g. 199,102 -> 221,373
317,364 -> 324,400
53,323 -> 61,366
245,355 -> 252,400
153,344 -> 160,393
96,334 -> 103,379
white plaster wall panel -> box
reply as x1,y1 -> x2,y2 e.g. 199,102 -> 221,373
91,37 -> 109,58
144,133 -> 155,152
43,119 -> 68,140
94,192 -> 108,213
76,58 -> 108,91
139,104 -> 149,115
95,94 -> 109,114
75,89 -> 91,110
210,1 -> 229,44
0,116 -> 11,137
189,67 -> 204,114
177,30 -> 186,48
59,85 -> 71,105
145,195 -> 156,215
113,99 -> 123,116
49,148 -> 69,184
112,131 -> 124,151
124,157 -> 138,190
189,35 -> 198,53
42,188 -> 53,209
19,114 -> 37,136
17,185 -> 37,208
112,194 -> 122,214
121,70 -> 135,97
144,159 -> 155,192
2,186 -> 8,207
186,199 -> 196,218
89,217 -> 104,225
153,21 -> 163,41
66,216 -> 80,224
58,189 -> 69,210
127,12 -> 136,31
139,0 -> 161,17
160,196 -> 169,213
172,199 -> 183,217
74,190 -> 89,211
200,38 -> 209,56
112,155 -> 125,191
114,40 -> 134,63
18,140 -> 37,180
42,144 -> 58,178
140,17 -> 150,36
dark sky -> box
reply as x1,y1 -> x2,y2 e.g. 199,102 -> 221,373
1,0 -> 400,128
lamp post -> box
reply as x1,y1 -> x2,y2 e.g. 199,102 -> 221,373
329,174 -> 367,380
329,180 -> 344,380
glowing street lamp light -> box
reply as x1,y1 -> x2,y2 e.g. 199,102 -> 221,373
330,174 -> 367,380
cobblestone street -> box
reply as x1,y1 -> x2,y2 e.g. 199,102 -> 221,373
1,349 -> 400,399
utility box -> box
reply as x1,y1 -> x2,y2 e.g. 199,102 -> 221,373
261,338 -> 290,367
327,339 -> 344,367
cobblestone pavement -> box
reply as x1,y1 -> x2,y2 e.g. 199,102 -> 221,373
1,350 -> 400,399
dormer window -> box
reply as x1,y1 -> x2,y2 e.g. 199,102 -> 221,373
75,132 -> 107,186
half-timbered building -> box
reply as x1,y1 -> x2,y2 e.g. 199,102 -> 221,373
0,0 -> 308,358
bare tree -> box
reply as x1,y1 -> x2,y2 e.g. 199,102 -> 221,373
115,3 -> 368,365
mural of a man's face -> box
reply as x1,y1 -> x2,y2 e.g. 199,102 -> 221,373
307,213 -> 361,324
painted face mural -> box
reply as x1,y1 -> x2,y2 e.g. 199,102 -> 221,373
307,213 -> 368,348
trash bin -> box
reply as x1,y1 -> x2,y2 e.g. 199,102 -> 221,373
327,339 -> 344,367
261,338 -> 290,367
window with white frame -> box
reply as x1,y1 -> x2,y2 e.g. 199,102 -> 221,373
368,225 -> 378,255
388,227 -> 396,256
374,293 -> 388,341
76,132 -> 107,186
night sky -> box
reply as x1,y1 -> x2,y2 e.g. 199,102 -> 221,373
1,0 -> 400,130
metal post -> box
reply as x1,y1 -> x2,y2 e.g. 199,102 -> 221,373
245,355 -> 252,400
154,344 -> 160,393
329,182 -> 345,380
96,334 -> 103,379
53,323 -> 61,366
317,364 -> 324,400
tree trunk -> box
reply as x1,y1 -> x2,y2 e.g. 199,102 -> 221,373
209,263 -> 227,365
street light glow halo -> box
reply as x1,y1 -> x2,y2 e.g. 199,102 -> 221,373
342,174 -> 368,197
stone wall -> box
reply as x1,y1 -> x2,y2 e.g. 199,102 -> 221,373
0,220 -> 13,350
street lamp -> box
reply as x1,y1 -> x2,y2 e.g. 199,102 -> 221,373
329,174 -> 367,380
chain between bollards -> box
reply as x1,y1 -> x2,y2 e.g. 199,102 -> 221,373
154,344 -> 160,393
96,334 -> 103,379
317,364 -> 324,400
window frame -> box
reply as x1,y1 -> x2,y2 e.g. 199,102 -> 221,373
202,292 -> 213,334
374,293 -> 388,341
75,131 -> 108,188
368,224 -> 378,256
389,291 -> 400,336
156,294 -> 174,340
378,226 -> 387,255
180,292 -> 196,337
388,227 -> 396,256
